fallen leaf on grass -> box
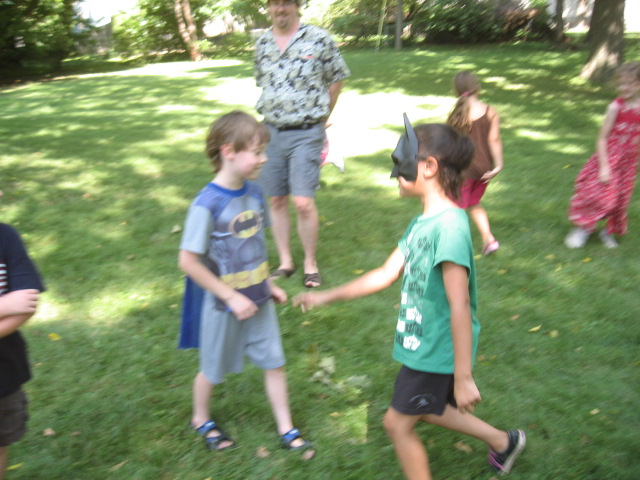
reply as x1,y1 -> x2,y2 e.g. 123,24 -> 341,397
47,333 -> 61,341
171,225 -> 182,234
256,446 -> 271,458
7,463 -> 23,471
590,408 -> 600,415
528,325 -> 542,333
497,269 -> 507,275
109,461 -> 128,472
545,254 -> 555,260
510,314 -> 520,321
548,329 -> 559,338
582,257 -> 592,263
352,269 -> 364,274
330,412 -> 342,417
43,428 -> 56,436
454,441 -> 473,453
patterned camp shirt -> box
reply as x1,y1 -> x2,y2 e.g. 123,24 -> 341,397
254,24 -> 351,128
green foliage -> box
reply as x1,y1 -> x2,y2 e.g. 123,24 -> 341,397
198,32 -> 256,59
0,0 -> 83,69
411,0 -> 503,43
112,0 -> 268,59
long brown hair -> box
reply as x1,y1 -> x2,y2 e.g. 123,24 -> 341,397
446,71 -> 480,133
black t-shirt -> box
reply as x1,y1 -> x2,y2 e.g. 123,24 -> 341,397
0,224 -> 45,397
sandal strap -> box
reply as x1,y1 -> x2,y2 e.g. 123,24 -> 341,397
195,420 -> 218,436
281,427 -> 302,445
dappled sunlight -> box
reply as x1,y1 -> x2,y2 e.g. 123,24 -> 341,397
330,403 -> 370,445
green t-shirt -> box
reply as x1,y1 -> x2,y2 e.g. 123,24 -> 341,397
393,208 -> 480,374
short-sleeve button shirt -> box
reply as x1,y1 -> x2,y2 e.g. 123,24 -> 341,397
255,24 -> 351,127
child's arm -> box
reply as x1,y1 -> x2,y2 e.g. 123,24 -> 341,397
178,250 -> 258,321
481,107 -> 503,183
442,261 -> 481,414
595,101 -> 620,184
293,247 -> 405,310
0,289 -> 40,338
267,279 -> 287,305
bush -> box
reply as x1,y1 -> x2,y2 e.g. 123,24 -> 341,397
199,32 -> 255,59
409,0 -> 553,44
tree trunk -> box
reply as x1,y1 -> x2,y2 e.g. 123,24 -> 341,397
554,0 -> 564,43
173,0 -> 200,61
395,0 -> 403,50
580,0 -> 625,83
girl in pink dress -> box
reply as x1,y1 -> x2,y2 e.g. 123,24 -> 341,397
565,62 -> 640,249
447,72 -> 504,255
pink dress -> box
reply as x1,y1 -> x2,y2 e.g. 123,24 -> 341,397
568,97 -> 640,236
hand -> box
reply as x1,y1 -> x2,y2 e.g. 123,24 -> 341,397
454,376 -> 482,414
226,292 -> 258,321
0,289 -> 39,316
292,291 -> 329,312
598,164 -> 611,183
480,168 -> 501,183
270,284 -> 288,304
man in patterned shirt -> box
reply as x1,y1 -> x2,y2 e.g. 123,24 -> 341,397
254,0 -> 350,288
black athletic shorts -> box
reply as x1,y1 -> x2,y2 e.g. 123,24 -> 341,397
390,365 -> 457,416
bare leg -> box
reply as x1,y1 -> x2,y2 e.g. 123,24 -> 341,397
264,367 -> 314,455
0,446 -> 8,480
383,408 -> 432,480
423,404 -> 508,453
292,196 -> 319,280
264,367 -> 294,435
468,205 -> 496,248
190,371 -> 233,449
269,195 -> 294,271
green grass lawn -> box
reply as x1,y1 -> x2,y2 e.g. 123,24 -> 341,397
1,41 -> 639,480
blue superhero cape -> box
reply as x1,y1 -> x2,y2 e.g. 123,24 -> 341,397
178,276 -> 204,349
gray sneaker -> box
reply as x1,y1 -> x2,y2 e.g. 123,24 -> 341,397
564,228 -> 590,248
598,230 -> 619,249
488,429 -> 526,475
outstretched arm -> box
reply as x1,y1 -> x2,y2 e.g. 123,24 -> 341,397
442,261 -> 481,414
294,247 -> 405,310
178,250 -> 258,321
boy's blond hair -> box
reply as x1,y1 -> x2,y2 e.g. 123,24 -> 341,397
205,111 -> 270,173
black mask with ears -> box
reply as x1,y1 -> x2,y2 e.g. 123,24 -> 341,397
391,113 -> 419,181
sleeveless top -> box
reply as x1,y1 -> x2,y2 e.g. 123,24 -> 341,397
464,108 -> 493,180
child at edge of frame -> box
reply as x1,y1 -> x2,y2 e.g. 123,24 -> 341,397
565,61 -> 640,249
293,115 -> 525,479
177,111 -> 314,459
0,218 -> 45,480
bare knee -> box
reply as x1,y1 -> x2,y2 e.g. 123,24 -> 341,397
383,409 -> 409,440
270,195 -> 289,212
292,196 -> 316,217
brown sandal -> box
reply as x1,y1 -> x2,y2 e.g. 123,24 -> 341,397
303,273 -> 321,288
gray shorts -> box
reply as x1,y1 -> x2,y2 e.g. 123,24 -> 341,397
259,123 -> 325,198
0,388 -> 28,447
200,298 -> 285,385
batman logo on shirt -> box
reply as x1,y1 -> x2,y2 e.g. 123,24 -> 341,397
229,210 -> 262,239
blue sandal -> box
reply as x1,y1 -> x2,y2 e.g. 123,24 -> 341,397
281,428 -> 313,453
194,420 -> 236,451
